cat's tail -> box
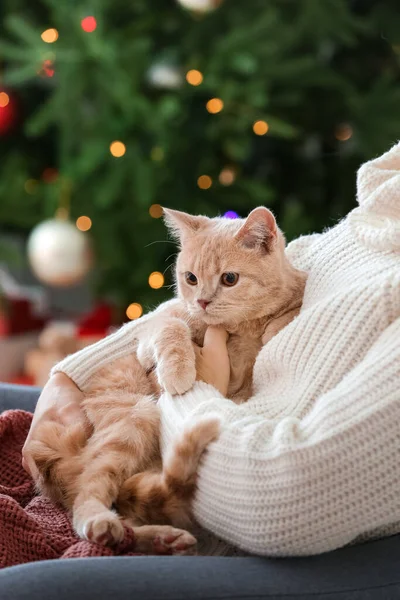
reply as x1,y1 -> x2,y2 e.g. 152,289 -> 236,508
163,414 -> 221,496
29,421 -> 87,506
118,415 -> 221,527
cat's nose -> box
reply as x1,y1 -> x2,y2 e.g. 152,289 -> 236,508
197,299 -> 211,310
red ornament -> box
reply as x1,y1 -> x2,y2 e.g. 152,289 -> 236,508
0,90 -> 17,135
81,16 -> 97,32
77,302 -> 114,338
0,297 -> 48,337
0,269 -> 49,336
8,375 -> 35,386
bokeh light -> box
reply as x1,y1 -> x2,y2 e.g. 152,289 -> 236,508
335,124 -> 353,141
186,69 -> 203,86
126,303 -> 143,320
253,120 -> 269,135
0,92 -> 10,108
151,146 -> 164,161
44,51 -> 56,62
148,271 -> 165,289
41,28 -> 59,43
197,175 -> 212,189
40,59 -> 55,78
110,141 -> 126,157
206,98 -> 224,114
76,216 -> 92,231
36,60 -> 55,78
81,16 -> 97,32
219,167 -> 236,186
224,211 -> 239,219
24,179 -> 38,195
149,204 -> 163,218
42,167 -> 58,183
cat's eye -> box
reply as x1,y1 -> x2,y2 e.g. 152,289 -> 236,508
185,272 -> 198,286
221,272 -> 239,287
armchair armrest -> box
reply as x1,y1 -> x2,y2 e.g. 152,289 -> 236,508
0,383 -> 41,413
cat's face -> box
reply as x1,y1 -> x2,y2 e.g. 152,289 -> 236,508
164,207 -> 287,327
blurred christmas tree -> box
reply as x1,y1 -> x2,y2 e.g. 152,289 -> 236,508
0,0 -> 399,315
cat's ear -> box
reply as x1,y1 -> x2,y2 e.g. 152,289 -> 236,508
235,207 -> 277,251
163,208 -> 209,241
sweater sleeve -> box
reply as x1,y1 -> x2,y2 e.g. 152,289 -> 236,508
158,317 -> 400,556
51,299 -> 184,391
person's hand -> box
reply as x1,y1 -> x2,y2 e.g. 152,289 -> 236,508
193,326 -> 230,396
22,373 -> 86,478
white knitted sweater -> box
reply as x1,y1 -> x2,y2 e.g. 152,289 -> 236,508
54,142 -> 400,557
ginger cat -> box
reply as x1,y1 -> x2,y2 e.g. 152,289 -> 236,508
31,206 -> 306,554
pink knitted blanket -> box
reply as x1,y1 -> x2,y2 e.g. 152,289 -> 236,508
0,409 -> 144,568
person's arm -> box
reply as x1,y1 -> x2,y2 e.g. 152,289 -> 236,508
23,299 -> 191,475
159,317 -> 400,556
51,299 -> 188,391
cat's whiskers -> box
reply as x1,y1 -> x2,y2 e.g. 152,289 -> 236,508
144,240 -> 176,248
165,252 -> 178,263
163,263 -> 176,276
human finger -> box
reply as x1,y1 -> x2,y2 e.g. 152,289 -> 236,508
202,326 -> 229,353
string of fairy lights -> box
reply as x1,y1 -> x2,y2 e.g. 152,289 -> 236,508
12,11 -> 354,321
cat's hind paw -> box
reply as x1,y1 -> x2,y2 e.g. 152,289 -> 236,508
153,528 -> 197,556
132,525 -> 197,555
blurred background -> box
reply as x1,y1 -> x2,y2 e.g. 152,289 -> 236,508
0,0 -> 399,385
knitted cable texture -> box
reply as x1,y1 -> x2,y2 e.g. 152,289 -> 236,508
56,142 -> 400,556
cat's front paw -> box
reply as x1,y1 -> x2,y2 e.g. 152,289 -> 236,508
155,321 -> 196,395
76,510 -> 125,546
157,355 -> 196,396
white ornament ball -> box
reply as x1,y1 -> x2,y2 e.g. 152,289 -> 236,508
176,0 -> 219,12
147,63 -> 183,89
27,219 -> 93,287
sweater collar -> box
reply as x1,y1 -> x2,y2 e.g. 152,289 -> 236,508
348,141 -> 400,251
